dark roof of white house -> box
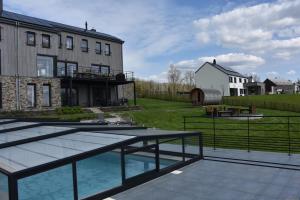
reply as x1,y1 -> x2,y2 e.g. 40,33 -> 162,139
0,10 -> 124,43
195,62 -> 248,78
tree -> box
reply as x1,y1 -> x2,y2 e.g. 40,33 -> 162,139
168,64 -> 182,95
183,71 -> 195,89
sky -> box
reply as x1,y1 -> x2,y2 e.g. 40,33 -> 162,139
4,0 -> 300,82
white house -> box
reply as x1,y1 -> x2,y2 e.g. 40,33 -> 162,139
195,60 -> 248,96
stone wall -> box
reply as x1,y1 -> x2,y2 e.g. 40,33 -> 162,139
0,76 -> 61,112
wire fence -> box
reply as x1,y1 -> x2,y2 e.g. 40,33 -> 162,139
183,115 -> 300,155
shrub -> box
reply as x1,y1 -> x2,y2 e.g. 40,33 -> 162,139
55,106 -> 83,115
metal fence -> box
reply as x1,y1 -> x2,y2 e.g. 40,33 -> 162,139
183,115 -> 300,155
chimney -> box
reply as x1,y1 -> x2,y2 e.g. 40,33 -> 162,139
213,59 -> 216,65
85,21 -> 88,31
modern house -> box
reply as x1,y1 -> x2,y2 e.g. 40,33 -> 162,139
264,78 -> 298,94
195,60 -> 248,96
0,0 -> 135,112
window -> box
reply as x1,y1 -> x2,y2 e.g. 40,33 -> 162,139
234,77 -> 237,83
42,34 -> 51,48
26,32 -> 36,46
240,89 -> 244,95
81,39 -> 88,52
0,27 -> 2,41
67,63 -> 78,77
95,42 -> 101,54
0,82 -> 2,109
239,78 -> 242,83
101,65 -> 110,76
37,56 -> 54,77
91,64 -> 100,74
66,36 -> 73,50
42,84 -> 51,107
229,77 -> 233,83
244,79 -> 247,83
57,62 -> 66,77
27,84 -> 36,108
91,65 -> 110,75
0,50 -> 1,75
104,43 -> 111,55
58,34 -> 62,48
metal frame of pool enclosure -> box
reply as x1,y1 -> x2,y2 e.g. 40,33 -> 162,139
0,119 -> 203,200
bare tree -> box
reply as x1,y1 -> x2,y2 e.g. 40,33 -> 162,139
252,74 -> 261,82
183,71 -> 195,89
168,64 -> 181,95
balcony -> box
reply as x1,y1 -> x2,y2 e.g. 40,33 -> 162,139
57,66 -> 134,82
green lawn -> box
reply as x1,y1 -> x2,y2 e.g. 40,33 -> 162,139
120,98 -> 300,153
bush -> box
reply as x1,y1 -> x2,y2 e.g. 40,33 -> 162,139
55,106 -> 83,115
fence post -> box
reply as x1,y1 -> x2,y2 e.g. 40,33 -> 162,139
213,116 -> 216,150
183,116 -> 186,131
247,116 -> 250,152
288,117 -> 291,156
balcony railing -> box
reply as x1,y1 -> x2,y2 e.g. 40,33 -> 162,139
57,66 -> 134,82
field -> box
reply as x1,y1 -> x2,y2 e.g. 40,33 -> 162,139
121,98 -> 300,153
223,94 -> 300,112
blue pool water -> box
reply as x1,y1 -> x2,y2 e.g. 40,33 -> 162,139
18,152 -> 177,200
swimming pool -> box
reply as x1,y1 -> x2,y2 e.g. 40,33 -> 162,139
17,152 -> 177,200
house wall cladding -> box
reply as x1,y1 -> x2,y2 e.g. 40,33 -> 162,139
0,76 -> 61,111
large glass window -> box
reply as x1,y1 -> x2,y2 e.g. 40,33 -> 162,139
42,84 -> 51,107
27,84 -> 36,108
18,165 -> 74,200
66,36 -> 73,50
0,172 -> 9,200
104,43 -> 111,56
101,65 -> 110,76
95,42 -> 101,54
37,56 -> 54,77
57,62 -> 66,77
67,63 -> 78,77
26,32 -> 36,46
81,39 -> 88,52
91,64 -> 100,74
42,34 -> 50,48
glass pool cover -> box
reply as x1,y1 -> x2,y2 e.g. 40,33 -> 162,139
0,120 -> 202,200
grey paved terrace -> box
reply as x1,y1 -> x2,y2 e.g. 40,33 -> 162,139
113,159 -> 300,200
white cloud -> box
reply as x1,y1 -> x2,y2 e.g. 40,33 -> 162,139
174,53 -> 265,72
266,71 -> 279,78
5,0 -> 197,71
287,70 -> 296,75
193,0 -> 300,59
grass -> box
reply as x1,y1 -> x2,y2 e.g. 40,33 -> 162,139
120,98 -> 300,153
224,94 -> 300,112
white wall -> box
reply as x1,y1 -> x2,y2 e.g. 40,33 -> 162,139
195,63 -> 230,96
229,77 -> 248,96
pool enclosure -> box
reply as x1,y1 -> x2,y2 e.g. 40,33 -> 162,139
0,119 -> 203,200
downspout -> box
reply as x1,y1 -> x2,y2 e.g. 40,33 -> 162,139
15,21 -> 20,111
